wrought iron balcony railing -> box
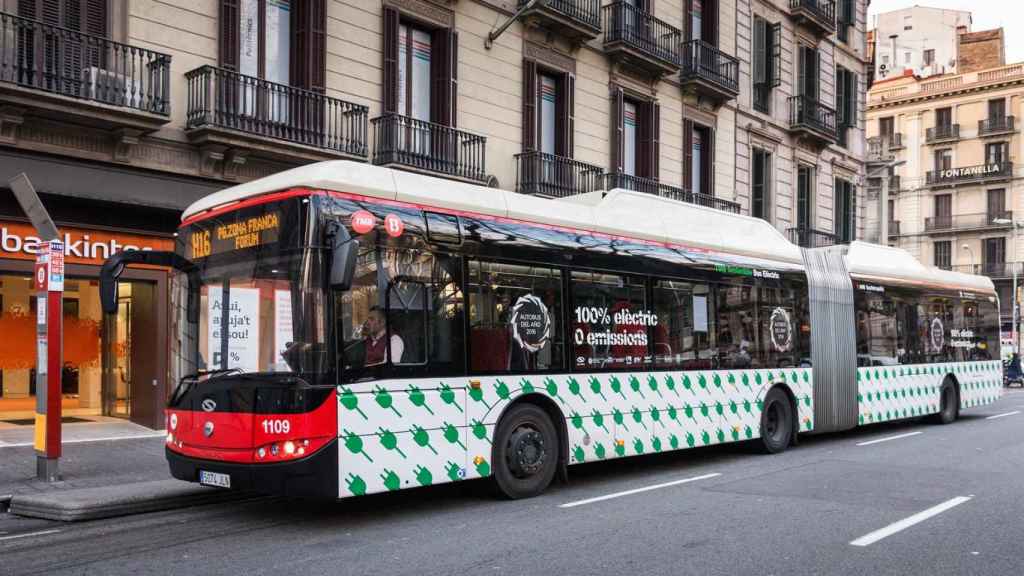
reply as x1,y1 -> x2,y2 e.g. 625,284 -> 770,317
925,123 -> 959,143
679,39 -> 739,100
517,0 -> 601,39
953,262 -> 1023,279
372,113 -> 487,183
789,0 -> 836,35
978,115 -> 1015,136
787,227 -> 838,248
602,171 -> 741,213
924,211 -> 1013,233
602,1 -> 681,73
186,66 -> 368,157
789,95 -> 837,142
515,151 -> 603,198
0,10 -> 171,115
925,161 -> 1013,187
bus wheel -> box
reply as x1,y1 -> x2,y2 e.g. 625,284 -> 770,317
492,403 -> 559,499
931,378 -> 959,425
758,388 -> 794,454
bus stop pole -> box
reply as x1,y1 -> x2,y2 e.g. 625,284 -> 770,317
34,240 -> 64,482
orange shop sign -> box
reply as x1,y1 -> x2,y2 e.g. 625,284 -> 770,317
1,221 -> 173,266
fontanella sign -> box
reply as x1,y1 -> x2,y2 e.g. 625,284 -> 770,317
937,163 -> 1006,180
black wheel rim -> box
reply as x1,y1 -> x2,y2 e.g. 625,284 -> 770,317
505,424 -> 547,479
765,401 -> 783,443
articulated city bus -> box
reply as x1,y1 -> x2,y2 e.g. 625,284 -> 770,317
100,161 -> 1003,500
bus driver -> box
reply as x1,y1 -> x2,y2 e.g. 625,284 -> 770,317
364,306 -> 404,365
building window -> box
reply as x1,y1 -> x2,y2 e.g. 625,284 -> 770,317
685,121 -> 713,195
797,164 -> 813,230
934,148 -> 952,171
934,194 -> 952,228
751,148 -> 771,221
987,188 -> 1006,219
904,52 -> 911,64
903,15 -> 912,30
522,61 -> 575,157
685,0 -> 720,44
383,8 -> 457,126
934,241 -> 951,269
19,0 -> 108,38
984,237 -> 1006,268
221,0 -> 325,91
924,49 -> 935,65
835,66 -> 857,148
834,177 -> 856,243
935,107 -> 952,128
986,142 -> 1008,165
798,44 -> 820,100
988,98 -> 1006,120
752,16 -> 781,114
837,0 -> 854,43
879,116 -> 894,138
611,87 -> 659,180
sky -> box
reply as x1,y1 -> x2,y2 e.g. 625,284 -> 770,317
868,0 -> 1024,65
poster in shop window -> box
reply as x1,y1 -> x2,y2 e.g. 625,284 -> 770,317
274,290 -> 293,370
208,287 -> 260,373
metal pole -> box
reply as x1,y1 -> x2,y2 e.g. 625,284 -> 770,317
879,166 -> 889,242
486,0 -> 544,49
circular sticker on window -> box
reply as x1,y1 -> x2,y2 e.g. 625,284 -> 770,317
930,317 -> 945,351
351,210 -> 375,234
770,307 -> 793,352
384,213 -> 405,237
510,294 -> 551,353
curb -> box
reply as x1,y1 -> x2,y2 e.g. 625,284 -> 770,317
8,480 -> 257,522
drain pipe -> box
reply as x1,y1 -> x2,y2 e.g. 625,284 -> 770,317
486,0 -> 545,50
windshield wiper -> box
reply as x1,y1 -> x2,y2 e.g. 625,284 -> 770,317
172,368 -> 243,404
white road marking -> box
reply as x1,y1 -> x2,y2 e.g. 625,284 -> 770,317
0,529 -> 61,542
985,410 -> 1021,420
559,473 -> 721,508
850,496 -> 972,547
0,432 -> 165,449
856,431 -> 923,446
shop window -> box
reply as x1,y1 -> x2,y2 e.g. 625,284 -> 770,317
468,261 -> 563,373
652,280 -> 715,369
570,271 -> 648,370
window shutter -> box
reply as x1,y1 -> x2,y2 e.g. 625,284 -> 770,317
834,178 -> 842,237
770,22 -> 781,87
797,47 -> 806,97
849,185 -> 857,242
753,18 -> 766,85
684,0 -> 692,42
84,0 -> 107,37
706,126 -> 715,195
220,0 -> 239,71
836,68 -> 845,125
849,73 -> 858,126
638,101 -> 651,178
813,49 -> 821,100
431,28 -> 448,126
382,7 -> 400,114
522,59 -> 537,152
450,30 -> 458,128
562,71 -> 575,158
611,85 -> 624,174
703,0 -> 718,47
683,119 -> 693,190
293,0 -> 326,91
650,101 -> 660,181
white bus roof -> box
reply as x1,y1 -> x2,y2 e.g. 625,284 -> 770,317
182,160 -> 804,264
845,241 -> 996,294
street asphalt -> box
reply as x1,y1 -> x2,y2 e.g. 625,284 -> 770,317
3,389 -> 1024,576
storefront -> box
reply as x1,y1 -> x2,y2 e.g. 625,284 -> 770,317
0,221 -> 174,429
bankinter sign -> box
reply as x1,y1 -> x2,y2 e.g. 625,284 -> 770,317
1,222 -> 173,265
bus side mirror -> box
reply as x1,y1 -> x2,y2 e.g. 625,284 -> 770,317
99,256 -> 127,314
100,250 -> 199,322
330,238 -> 359,290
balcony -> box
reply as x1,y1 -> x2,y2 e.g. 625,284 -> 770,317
602,172 -> 741,213
787,227 -> 838,248
924,211 -> 1013,234
888,220 -> 900,238
0,11 -> 171,134
925,161 -> 1013,188
517,0 -> 601,42
602,1 -> 681,77
372,113 -> 487,183
788,95 -> 837,144
886,133 -> 904,149
679,40 -> 739,102
515,151 -> 603,197
185,66 -> 368,163
925,123 -> 959,144
953,262 -> 1023,279
978,116 -> 1016,137
788,0 -> 836,36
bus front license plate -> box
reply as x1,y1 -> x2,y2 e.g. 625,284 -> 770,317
199,470 -> 231,489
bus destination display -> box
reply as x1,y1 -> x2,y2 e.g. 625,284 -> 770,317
189,211 -> 281,259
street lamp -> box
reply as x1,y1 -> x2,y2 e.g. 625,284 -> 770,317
962,244 -> 975,270
993,217 -> 1020,355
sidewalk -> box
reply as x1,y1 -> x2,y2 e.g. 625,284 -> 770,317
0,421 -> 250,521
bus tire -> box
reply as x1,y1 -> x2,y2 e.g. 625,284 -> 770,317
758,387 -> 794,454
492,403 -> 559,499
931,378 -> 959,425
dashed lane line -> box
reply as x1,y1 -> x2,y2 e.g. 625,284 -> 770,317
985,410 -> 1021,420
0,530 -> 62,543
850,496 -> 972,547
559,473 -> 721,509
856,431 -> 923,446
